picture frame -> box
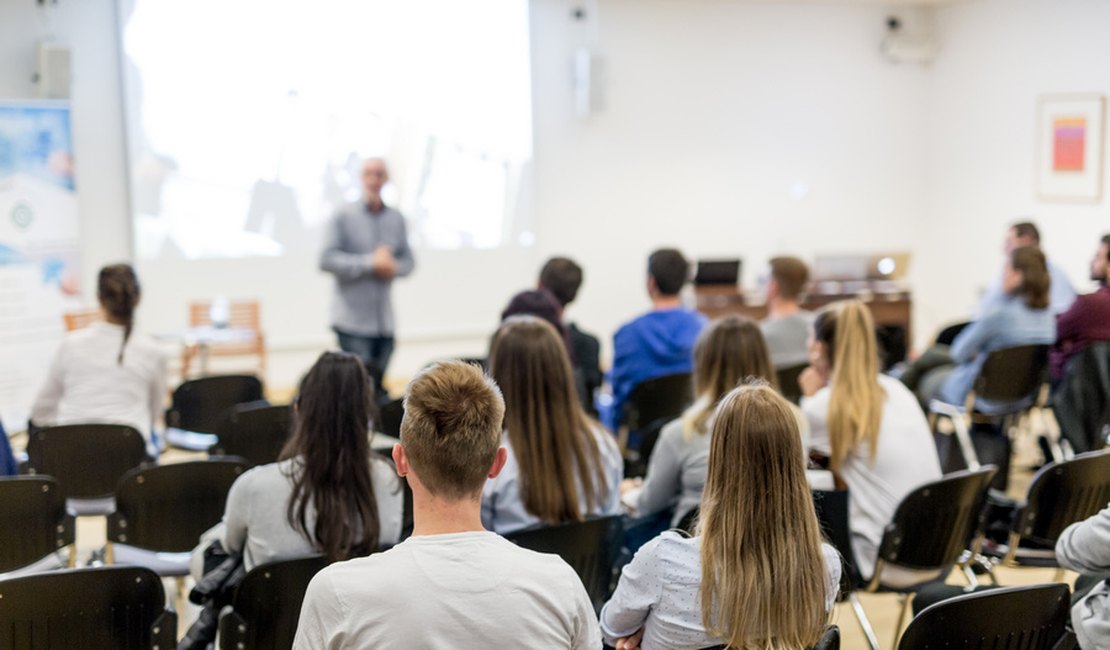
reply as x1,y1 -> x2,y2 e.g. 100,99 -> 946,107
1036,94 -> 1106,202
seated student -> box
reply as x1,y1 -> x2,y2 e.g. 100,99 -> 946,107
601,383 -> 840,650
192,352 -> 403,577
540,256 -> 603,415
30,264 -> 166,455
607,248 -> 708,432
624,315 -> 808,527
903,246 -> 1056,412
499,288 -> 571,353
482,316 -> 622,534
294,361 -> 600,649
760,256 -> 814,369
978,221 -> 1076,315
800,300 -> 942,585
1056,502 -> 1110,650
1051,234 -> 1110,383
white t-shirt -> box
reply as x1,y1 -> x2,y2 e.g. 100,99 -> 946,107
802,374 -> 942,580
293,531 -> 601,649
30,322 -> 167,452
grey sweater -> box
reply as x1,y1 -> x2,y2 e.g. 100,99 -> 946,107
1057,503 -> 1110,650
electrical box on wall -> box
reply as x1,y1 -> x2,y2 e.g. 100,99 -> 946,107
36,42 -> 72,99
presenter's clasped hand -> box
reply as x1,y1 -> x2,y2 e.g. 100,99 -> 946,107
371,244 -> 397,279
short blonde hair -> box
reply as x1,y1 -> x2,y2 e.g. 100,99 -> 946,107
401,361 -> 505,500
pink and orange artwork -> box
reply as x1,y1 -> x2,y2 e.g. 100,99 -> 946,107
1053,116 -> 1087,172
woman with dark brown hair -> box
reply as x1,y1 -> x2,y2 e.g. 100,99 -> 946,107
482,315 -> 623,534
31,264 -> 166,455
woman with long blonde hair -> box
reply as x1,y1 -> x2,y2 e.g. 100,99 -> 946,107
601,382 -> 839,650
799,300 -> 941,582
482,315 -> 623,533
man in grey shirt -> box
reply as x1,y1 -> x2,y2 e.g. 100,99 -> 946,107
760,256 -> 814,368
320,158 -> 414,384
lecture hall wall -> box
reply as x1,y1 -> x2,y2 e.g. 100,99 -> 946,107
0,0 -> 1106,392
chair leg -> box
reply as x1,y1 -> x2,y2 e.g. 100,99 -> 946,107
1054,567 -> 1066,583
104,542 -> 114,565
892,593 -> 913,649
950,412 -> 981,470
848,592 -> 880,650
67,545 -> 77,568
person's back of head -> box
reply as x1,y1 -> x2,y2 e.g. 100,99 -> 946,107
489,316 -> 606,524
648,248 -> 690,298
97,264 -> 141,364
812,300 -> 885,470
699,382 -> 829,649
281,351 -> 378,561
538,257 -> 584,308
1009,245 -> 1050,310
401,360 -> 505,501
686,316 -> 778,436
768,256 -> 809,303
1008,221 -> 1041,252
1095,234 -> 1110,284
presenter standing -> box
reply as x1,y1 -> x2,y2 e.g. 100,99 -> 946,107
320,158 -> 414,390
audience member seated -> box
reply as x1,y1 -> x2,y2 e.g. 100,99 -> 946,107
499,288 -> 571,351
606,248 -> 708,432
760,255 -> 814,369
191,352 -> 403,578
30,264 -> 167,456
539,256 -> 603,415
901,246 -> 1056,412
1056,502 -> 1110,650
623,315 -> 807,528
295,361 -> 600,649
482,316 -> 622,534
800,300 -> 942,585
601,383 -> 840,650
1051,234 -> 1110,384
978,221 -> 1076,315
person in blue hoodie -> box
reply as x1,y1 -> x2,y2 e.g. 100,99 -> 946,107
605,249 -> 708,432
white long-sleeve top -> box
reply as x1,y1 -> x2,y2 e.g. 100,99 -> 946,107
30,322 -> 167,452
1057,502 -> 1110,650
600,531 -> 841,649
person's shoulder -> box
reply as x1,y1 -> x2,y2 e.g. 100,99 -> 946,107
235,458 -> 296,491
877,374 -> 917,404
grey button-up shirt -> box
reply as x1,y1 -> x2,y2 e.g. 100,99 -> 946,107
320,202 -> 415,336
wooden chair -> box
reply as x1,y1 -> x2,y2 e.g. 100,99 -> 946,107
62,309 -> 101,331
181,300 -> 267,379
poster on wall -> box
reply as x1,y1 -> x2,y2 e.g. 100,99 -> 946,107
0,101 -> 82,428
1036,94 -> 1106,202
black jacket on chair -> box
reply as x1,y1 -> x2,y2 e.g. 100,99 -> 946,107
1052,342 -> 1110,453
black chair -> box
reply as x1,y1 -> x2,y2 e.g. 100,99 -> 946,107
776,363 -> 807,405
165,374 -> 265,450
699,625 -> 840,650
1052,341 -> 1110,454
623,372 -> 693,434
981,449 -> 1110,580
505,515 -> 622,611
898,583 -> 1070,649
0,476 -> 75,575
210,403 -> 293,467
218,555 -> 330,650
23,423 -> 148,515
0,566 -> 177,648
814,466 -> 998,650
622,417 -> 671,479
929,344 -> 1049,473
378,398 -> 404,440
107,459 -> 246,576
934,321 -> 971,347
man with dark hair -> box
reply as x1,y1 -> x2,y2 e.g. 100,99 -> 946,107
294,362 -> 599,649
760,256 -> 814,368
1051,234 -> 1110,381
539,257 -> 602,415
979,220 -> 1075,315
605,248 -> 707,432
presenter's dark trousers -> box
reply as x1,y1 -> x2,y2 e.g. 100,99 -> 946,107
335,329 -> 394,395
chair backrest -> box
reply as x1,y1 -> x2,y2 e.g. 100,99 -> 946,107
24,424 -> 148,500
624,417 -> 672,479
934,321 -> 970,347
0,476 -> 74,573
0,566 -> 176,649
505,515 -> 622,610
876,467 -> 997,573
378,398 -> 404,439
1016,449 -> 1110,547
776,364 -> 808,405
1052,341 -> 1110,453
811,489 -> 862,591
167,375 -> 265,433
218,555 -> 330,650
189,300 -> 262,330
108,459 -> 246,553
624,372 -> 693,433
973,344 -> 1049,404
212,403 -> 293,467
898,583 -> 1070,649
62,308 -> 102,331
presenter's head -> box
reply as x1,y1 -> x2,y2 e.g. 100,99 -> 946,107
361,158 -> 389,208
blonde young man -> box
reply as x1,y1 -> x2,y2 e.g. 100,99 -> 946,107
293,361 -> 600,649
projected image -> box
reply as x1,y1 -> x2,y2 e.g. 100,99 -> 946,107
119,0 -> 533,260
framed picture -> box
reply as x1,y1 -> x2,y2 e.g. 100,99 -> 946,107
1037,94 -> 1106,202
